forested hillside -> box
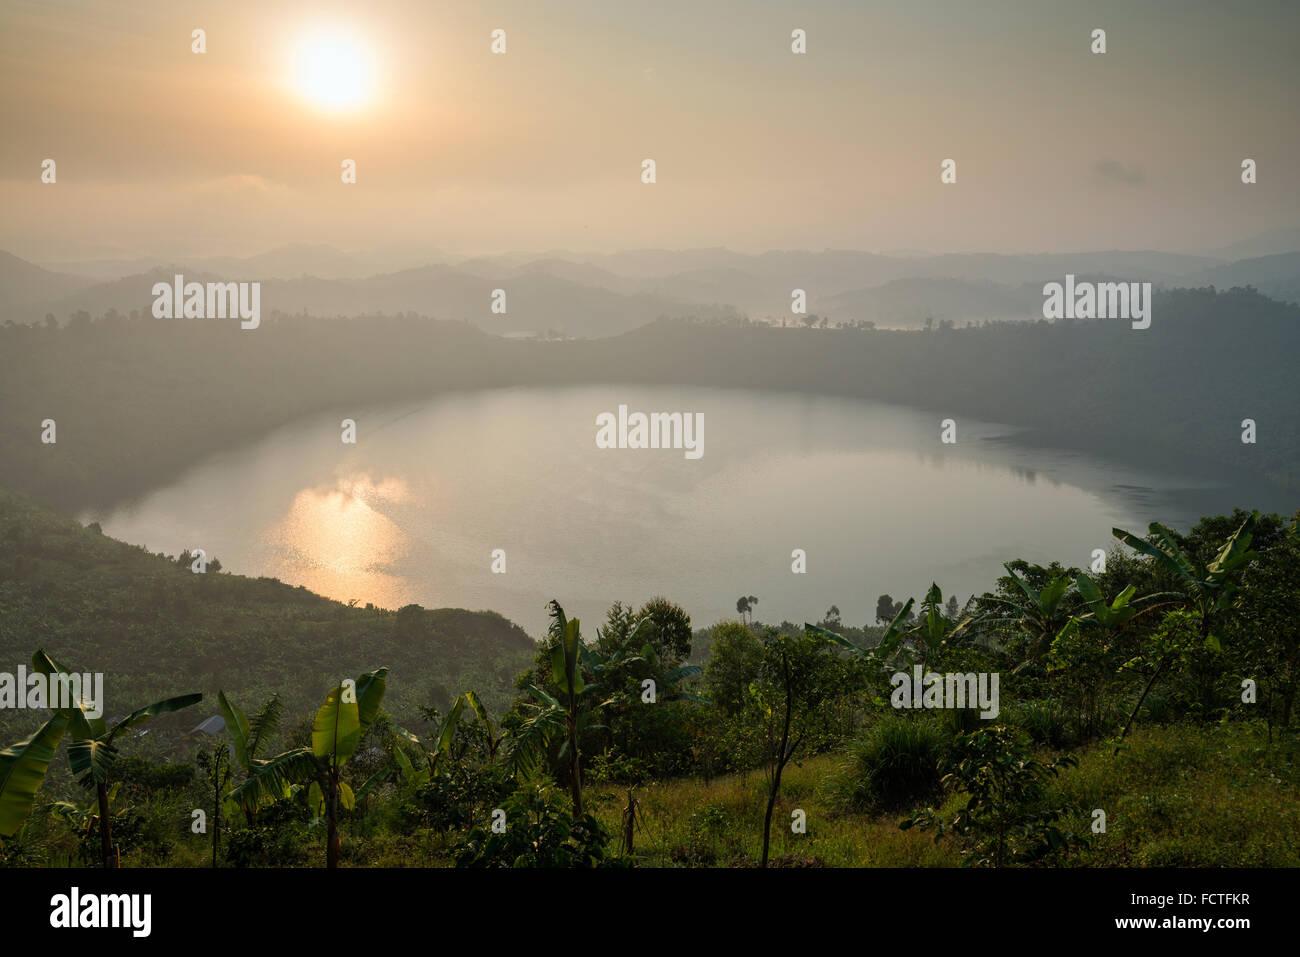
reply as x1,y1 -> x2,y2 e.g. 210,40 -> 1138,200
0,486 -> 536,742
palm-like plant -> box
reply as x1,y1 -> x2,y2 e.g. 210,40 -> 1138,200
354,699 -> 470,799
218,692 -> 282,774
463,691 -> 506,760
1112,511 -> 1258,649
549,601 -> 587,814
909,583 -> 976,670
506,684 -> 570,782
971,565 -> 1078,673
228,667 -> 387,868
1071,572 -> 1179,634
46,784 -> 122,865
31,649 -> 201,868
506,599 -> 638,815
808,584 -> 978,681
0,713 -> 70,842
805,595 -> 916,668
1108,512 -> 1259,750
217,691 -> 282,822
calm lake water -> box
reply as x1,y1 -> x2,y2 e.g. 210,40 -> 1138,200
82,386 -> 1239,637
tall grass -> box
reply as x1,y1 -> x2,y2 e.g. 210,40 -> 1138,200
824,714 -> 949,812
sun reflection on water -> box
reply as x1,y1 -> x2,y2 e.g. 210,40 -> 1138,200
266,474 -> 412,607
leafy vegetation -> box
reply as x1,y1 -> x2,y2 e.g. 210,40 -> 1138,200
1,486 -> 1298,868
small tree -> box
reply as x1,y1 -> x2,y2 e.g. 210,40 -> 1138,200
902,726 -> 1078,867
195,742 -> 233,867
748,629 -> 839,867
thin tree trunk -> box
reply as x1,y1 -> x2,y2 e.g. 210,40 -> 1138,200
211,757 -> 222,868
568,692 -> 583,816
996,774 -> 1006,868
622,789 -> 635,854
761,650 -> 793,869
96,781 -> 114,869
326,769 -> 340,869
760,760 -> 784,869
1115,654 -> 1169,755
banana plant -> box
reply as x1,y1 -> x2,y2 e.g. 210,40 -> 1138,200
805,596 -> 916,667
1070,572 -> 1179,634
966,565 -> 1078,673
217,691 -> 284,822
584,618 -> 704,722
46,783 -> 122,865
1,645 -> 112,841
229,667 -> 387,868
1112,511 -> 1258,650
462,691 -> 506,759
551,601 -> 587,815
503,601 -> 592,813
1109,513 -> 1258,752
359,695 -> 468,798
0,713 -> 70,841
807,584 -> 977,675
505,684 -> 569,780
910,583 -> 980,670
32,649 -> 201,868
1074,574 -> 1137,629
218,691 -> 282,774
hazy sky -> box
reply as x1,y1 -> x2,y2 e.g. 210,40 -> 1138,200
2,0 -> 1298,261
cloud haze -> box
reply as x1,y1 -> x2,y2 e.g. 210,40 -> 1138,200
2,0 -> 1297,260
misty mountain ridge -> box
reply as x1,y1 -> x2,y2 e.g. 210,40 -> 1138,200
5,234 -> 1300,336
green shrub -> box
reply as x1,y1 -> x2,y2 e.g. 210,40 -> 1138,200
827,715 -> 947,811
671,801 -> 738,866
401,763 -> 512,832
454,781 -> 618,868
1010,699 -> 1072,748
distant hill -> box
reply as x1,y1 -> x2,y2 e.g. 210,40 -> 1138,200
3,256 -> 737,336
820,277 -> 1042,327
36,243 -> 431,283
0,486 -> 538,740
544,248 -> 1222,319
265,265 -> 737,336
6,243 -> 1298,337
1190,252 -> 1300,304
0,251 -> 92,309
1209,226 -> 1300,261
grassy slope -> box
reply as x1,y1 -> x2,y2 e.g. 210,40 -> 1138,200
71,722 -> 1296,868
576,723 -> 1300,867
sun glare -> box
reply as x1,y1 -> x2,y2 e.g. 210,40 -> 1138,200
291,31 -> 373,111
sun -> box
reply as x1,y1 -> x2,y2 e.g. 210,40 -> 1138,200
291,30 -> 374,111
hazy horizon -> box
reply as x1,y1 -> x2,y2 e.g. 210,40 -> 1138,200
4,0 -> 1299,262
